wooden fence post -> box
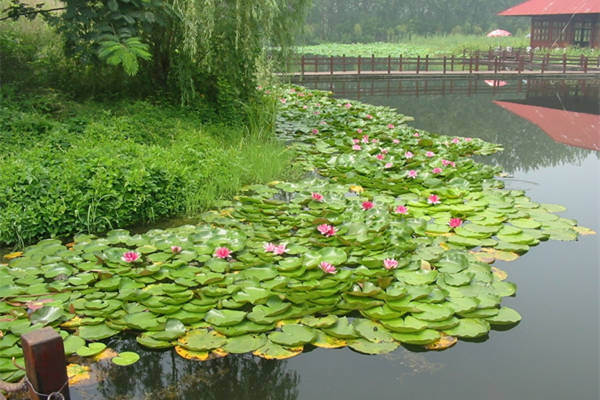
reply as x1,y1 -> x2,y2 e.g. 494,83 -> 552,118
314,56 -> 318,73
387,55 -> 391,74
469,56 -> 473,74
399,55 -> 403,72
451,55 -> 455,71
301,55 -> 305,77
342,54 -> 346,72
416,56 -> 420,74
475,54 -> 479,71
562,53 -> 567,73
494,56 -> 498,74
371,54 -> 375,71
21,328 -> 70,400
358,55 -> 361,75
425,55 -> 429,72
330,56 -> 334,75
443,56 -> 447,74
583,56 -> 588,73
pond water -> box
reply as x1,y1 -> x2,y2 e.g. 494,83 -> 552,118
72,78 -> 599,400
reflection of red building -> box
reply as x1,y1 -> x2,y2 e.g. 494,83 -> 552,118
493,100 -> 600,151
498,0 -> 600,48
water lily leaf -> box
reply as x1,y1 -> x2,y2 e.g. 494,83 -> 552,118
381,316 -> 428,333
253,340 -> 303,360
222,334 -> 267,354
174,346 -> 209,361
348,338 -> 399,354
111,351 -> 140,366
425,334 -> 458,351
540,204 -> 566,213
486,307 -> 522,325
29,306 -> 64,326
204,309 -> 247,326
213,320 -> 276,336
353,318 -> 393,343
136,335 -> 174,349
67,363 -> 91,386
124,312 -> 161,330
146,319 -> 186,341
360,304 -> 404,320
78,324 -> 119,341
572,226 -> 596,235
510,218 -> 541,229
233,287 -> 271,304
178,329 -> 227,351
445,318 -> 490,338
268,324 -> 316,347
460,307 -> 500,318
300,315 -> 338,328
323,317 -> 359,339
76,342 -> 106,357
318,247 -> 347,264
447,297 -> 479,314
391,329 -> 440,345
63,335 -> 86,355
412,304 -> 454,322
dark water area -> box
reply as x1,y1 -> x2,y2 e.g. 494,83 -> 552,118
71,77 -> 599,400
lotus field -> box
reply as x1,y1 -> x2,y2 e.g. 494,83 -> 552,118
0,86 -> 593,381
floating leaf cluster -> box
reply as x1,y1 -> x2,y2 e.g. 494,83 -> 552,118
0,86 -> 591,381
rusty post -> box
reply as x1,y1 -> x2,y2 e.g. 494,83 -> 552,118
475,54 -> 479,71
21,328 -> 70,400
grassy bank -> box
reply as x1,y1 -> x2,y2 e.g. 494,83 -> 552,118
295,35 -> 598,57
0,89 -> 295,247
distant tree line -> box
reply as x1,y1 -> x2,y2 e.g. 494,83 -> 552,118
300,0 -> 529,43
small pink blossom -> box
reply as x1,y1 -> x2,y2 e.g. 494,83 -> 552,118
171,246 -> 182,254
316,103 -> 321,107
122,251 -> 141,263
319,120 -> 327,125
311,128 -> 319,134
352,144 -> 362,151
448,218 -> 463,228
394,205 -> 408,214
344,103 -> 352,109
381,148 -> 389,154
273,244 -> 287,255
317,224 -> 336,237
383,258 -> 399,270
320,261 -> 337,274
312,192 -> 324,202
214,247 -> 232,259
371,138 -> 379,143
393,139 -> 400,144
263,242 -> 277,252
298,92 -> 305,97
376,154 -> 385,160
425,151 -> 435,157
441,159 -> 456,167
387,124 -> 395,129
313,111 -> 321,115
365,114 -> 373,120
432,167 -> 443,174
384,162 -> 393,169
352,138 -> 360,144
407,170 -> 418,178
279,98 -> 286,104
465,137 -> 473,142
413,132 -> 420,137
357,128 -> 363,134
427,194 -> 441,205
289,88 -> 296,93
362,201 -> 374,210
302,105 -> 308,109
451,137 -> 460,144
405,151 -> 414,159
361,135 -> 369,143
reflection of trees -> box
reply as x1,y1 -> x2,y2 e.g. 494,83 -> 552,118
88,337 -> 299,400
304,79 -> 598,173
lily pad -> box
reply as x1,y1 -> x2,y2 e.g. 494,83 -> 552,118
111,351 -> 140,366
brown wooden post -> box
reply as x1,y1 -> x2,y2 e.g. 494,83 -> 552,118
358,55 -> 361,74
342,54 -> 346,72
371,54 -> 375,71
451,55 -> 455,71
416,56 -> 420,74
541,57 -> 545,74
399,55 -> 403,71
314,56 -> 318,72
580,54 -> 584,69
469,56 -> 473,74
583,56 -> 588,73
301,55 -> 305,77
494,56 -> 498,74
519,56 -> 524,73
21,328 -> 70,400
562,53 -> 567,73
330,56 -> 334,75
425,55 -> 429,71
443,56 -> 447,74
387,55 -> 391,74
475,54 -> 479,71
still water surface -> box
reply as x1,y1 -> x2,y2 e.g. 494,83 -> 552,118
74,78 -> 599,400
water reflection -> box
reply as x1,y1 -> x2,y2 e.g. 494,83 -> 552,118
305,77 -> 599,173
73,337 -> 299,400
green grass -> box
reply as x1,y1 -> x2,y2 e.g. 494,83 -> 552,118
0,89 -> 296,247
295,34 -> 598,57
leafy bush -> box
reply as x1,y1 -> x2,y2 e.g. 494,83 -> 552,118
0,91 -> 294,246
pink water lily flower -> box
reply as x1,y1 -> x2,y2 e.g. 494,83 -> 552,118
362,201 -> 374,210
448,218 -> 463,228
352,138 -> 360,144
465,137 -> 473,142
279,98 -> 287,104
383,258 -> 399,270
314,111 -> 321,115
451,137 -> 460,144
273,244 -> 287,255
302,105 -> 308,109
384,162 -> 393,169
413,132 -> 420,137
311,128 -> 319,134
393,139 -> 400,144
171,246 -> 182,254
312,192 -> 324,202
425,151 -> 435,157
319,120 -> 327,125
352,144 -> 362,151
407,170 -> 418,178
122,251 -> 141,263
214,247 -> 232,259
298,92 -> 305,97
320,261 -> 337,274
26,299 -> 53,311
432,167 -> 443,174
394,205 -> 408,214
361,135 -> 369,143
405,151 -> 414,159
376,154 -> 385,160
441,159 -> 456,167
356,128 -> 363,134
365,114 -> 373,120
381,148 -> 389,154
344,103 -> 352,109
317,224 -> 336,237
371,138 -> 378,143
263,242 -> 277,252
427,194 -> 441,205
387,124 -> 395,129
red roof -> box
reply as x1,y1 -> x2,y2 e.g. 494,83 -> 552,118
498,0 -> 600,16
493,101 -> 600,151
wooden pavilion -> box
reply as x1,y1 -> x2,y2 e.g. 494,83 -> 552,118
498,0 -> 600,48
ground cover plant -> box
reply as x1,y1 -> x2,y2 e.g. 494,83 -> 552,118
0,91 -> 293,247
0,86 -> 593,384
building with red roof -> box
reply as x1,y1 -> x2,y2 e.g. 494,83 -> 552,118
498,0 -> 600,48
